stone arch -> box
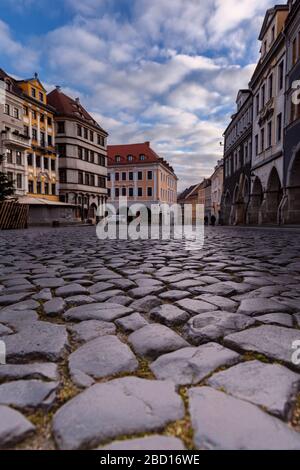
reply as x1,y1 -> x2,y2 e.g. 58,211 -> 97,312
223,190 -> 232,225
248,176 -> 263,225
284,146 -> 300,223
262,167 -> 283,224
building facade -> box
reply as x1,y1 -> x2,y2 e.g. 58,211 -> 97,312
47,88 -> 108,221
0,70 -> 31,197
107,142 -> 177,213
222,90 -> 253,225
282,0 -> 300,223
210,159 -> 224,224
17,73 -> 59,202
248,5 -> 289,224
198,178 -> 212,221
177,183 -> 201,223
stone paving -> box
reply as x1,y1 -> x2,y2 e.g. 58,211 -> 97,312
0,226 -> 300,450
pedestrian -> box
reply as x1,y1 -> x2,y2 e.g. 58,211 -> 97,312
204,215 -> 209,226
211,214 -> 216,226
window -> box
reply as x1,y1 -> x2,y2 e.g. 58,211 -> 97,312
77,125 -> 82,137
23,106 -> 29,116
84,149 -> 89,161
129,187 -> 134,197
129,172 -> 133,181
40,132 -> 45,147
108,173 -> 111,182
255,134 -> 259,155
90,174 -> 95,186
59,170 -> 67,183
7,172 -> 13,182
31,88 -> 36,98
127,155 -> 133,161
32,129 -> 37,141
90,151 -> 95,164
32,110 -> 37,120
260,128 -> 265,152
292,38 -> 297,66
77,147 -> 83,160
277,113 -> 282,142
27,154 -> 33,166
4,104 -> 9,115
122,187 -> 126,196
90,131 -> 94,142
51,184 -> 56,195
36,156 -> 41,167
47,117 -> 52,126
39,92 -> 44,102
108,188 -> 111,198
278,61 -> 284,90
40,114 -> 45,123
78,172 -> 83,184
267,121 -> 272,147
138,171 -> 143,180
36,181 -> 42,193
51,159 -> 56,171
147,187 -> 153,197
85,173 -> 89,185
138,187 -> 143,197
57,144 -> 66,157
139,154 -> 146,161
147,171 -> 153,180
256,94 -> 259,116
44,157 -> 49,170
13,108 -> 19,119
98,154 -> 105,166
45,183 -> 49,195
261,84 -> 265,108
122,172 -> 127,181
268,74 -> 273,100
115,155 -> 121,162
16,152 -> 22,166
57,121 -> 65,134
84,128 -> 88,139
48,135 -> 52,147
115,172 -> 120,181
97,134 -> 105,146
24,125 -> 29,137
98,176 -> 105,188
28,180 -> 34,193
115,188 -> 120,197
16,174 -> 22,189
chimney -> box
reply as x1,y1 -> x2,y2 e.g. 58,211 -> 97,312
75,97 -> 80,104
34,72 -> 38,79
56,85 -> 61,92
145,141 -> 150,146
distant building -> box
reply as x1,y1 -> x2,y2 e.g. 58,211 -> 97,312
222,90 -> 253,225
48,87 -> 108,221
198,178 -> 212,220
107,142 -> 178,215
177,183 -> 201,223
210,159 -> 223,224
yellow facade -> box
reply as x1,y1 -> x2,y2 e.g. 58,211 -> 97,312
18,77 -> 58,201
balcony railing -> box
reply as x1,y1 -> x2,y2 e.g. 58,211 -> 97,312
0,130 -> 31,150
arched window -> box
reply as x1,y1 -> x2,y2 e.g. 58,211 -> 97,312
139,154 -> 146,161
127,155 -> 133,161
115,155 -> 121,162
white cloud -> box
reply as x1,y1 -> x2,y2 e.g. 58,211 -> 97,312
0,20 -> 38,72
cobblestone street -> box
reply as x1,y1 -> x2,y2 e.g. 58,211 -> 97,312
0,226 -> 300,450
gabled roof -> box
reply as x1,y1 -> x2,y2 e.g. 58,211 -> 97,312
107,142 -> 177,176
0,68 -> 23,97
17,74 -> 47,92
178,183 -> 201,201
259,5 -> 288,40
47,88 -> 108,134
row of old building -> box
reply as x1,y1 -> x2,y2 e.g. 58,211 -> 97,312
0,69 -> 178,225
179,0 -> 300,227
223,0 -> 300,226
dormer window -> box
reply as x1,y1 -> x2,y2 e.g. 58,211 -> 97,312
139,154 -> 146,161
127,155 -> 133,161
5,80 -> 11,92
115,155 -> 121,162
31,88 -> 36,98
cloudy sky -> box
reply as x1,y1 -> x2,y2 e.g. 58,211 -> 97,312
0,0 -> 278,190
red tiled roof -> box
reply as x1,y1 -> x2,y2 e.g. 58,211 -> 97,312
47,88 -> 108,134
107,142 -> 177,177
